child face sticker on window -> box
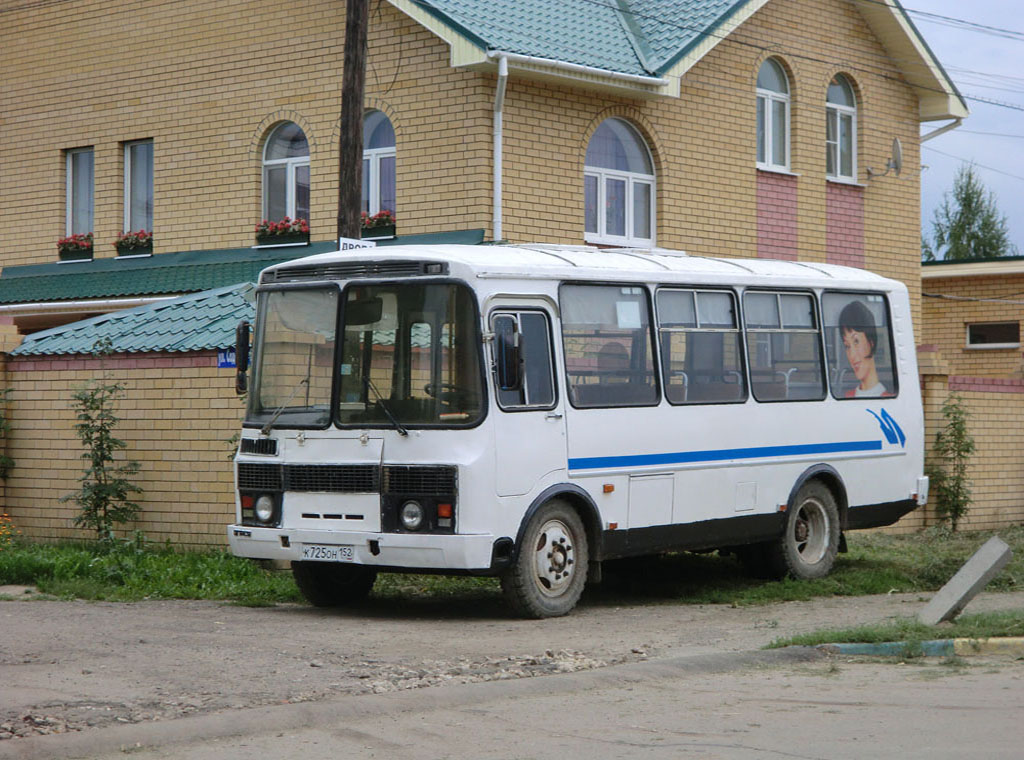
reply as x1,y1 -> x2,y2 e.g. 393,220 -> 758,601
824,294 -> 896,399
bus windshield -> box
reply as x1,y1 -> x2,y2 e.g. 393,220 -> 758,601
337,282 -> 484,428
248,287 -> 339,428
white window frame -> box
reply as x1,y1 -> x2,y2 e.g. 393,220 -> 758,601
826,92 -> 857,183
965,322 -> 1021,350
123,139 -> 154,232
65,147 -> 94,236
584,168 -> 655,247
363,145 -> 396,216
262,128 -> 310,221
756,63 -> 790,172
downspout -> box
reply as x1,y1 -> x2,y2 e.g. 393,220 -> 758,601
493,54 -> 508,242
0,296 -> 175,314
921,117 -> 962,143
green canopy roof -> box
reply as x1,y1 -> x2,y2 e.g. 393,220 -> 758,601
0,230 -> 485,305
10,283 -> 255,356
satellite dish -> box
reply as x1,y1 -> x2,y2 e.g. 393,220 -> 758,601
867,137 -> 903,180
889,137 -> 902,177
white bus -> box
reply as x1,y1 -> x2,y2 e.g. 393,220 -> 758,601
229,244 -> 927,617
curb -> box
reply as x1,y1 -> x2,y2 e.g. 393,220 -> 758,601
814,637 -> 1024,657
0,646 -> 824,760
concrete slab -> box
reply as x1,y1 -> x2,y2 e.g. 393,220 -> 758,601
918,536 -> 1013,625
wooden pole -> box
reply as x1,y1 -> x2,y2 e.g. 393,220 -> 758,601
338,0 -> 369,242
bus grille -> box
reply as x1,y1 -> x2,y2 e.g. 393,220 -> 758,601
261,260 -> 447,284
287,465 -> 379,492
237,463 -> 453,496
383,465 -> 457,496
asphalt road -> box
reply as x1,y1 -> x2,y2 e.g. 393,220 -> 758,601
2,589 -> 1023,759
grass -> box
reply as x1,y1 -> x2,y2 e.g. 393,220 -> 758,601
0,525 -> 1021,611
0,537 -> 302,606
766,609 -> 1024,649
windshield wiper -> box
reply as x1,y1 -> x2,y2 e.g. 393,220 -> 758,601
363,376 -> 409,437
260,378 -> 309,436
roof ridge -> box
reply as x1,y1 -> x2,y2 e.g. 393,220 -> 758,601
612,0 -> 657,74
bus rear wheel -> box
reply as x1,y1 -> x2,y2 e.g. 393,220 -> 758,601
767,481 -> 840,580
501,499 -> 588,618
291,561 -> 377,607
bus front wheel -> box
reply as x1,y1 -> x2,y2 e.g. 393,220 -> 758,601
291,561 -> 377,607
501,499 -> 588,618
767,481 -> 840,580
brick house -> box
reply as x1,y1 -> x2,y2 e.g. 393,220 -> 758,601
0,0 -> 966,545
920,257 -> 1024,530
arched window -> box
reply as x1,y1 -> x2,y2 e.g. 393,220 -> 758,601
362,110 -> 396,215
584,118 -> 655,245
756,58 -> 790,171
826,75 -> 857,182
263,122 -> 310,222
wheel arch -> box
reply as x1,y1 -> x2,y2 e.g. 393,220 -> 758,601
787,464 -> 848,529
512,484 -> 603,563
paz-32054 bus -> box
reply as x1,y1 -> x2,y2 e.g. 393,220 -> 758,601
229,244 -> 927,617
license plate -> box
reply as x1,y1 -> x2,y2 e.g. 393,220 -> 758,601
300,544 -> 355,562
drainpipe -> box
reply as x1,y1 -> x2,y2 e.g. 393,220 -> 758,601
0,296 -> 174,315
921,117 -> 962,143
493,54 -> 508,242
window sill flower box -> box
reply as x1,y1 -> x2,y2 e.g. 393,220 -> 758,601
361,210 -> 396,240
57,233 -> 93,262
256,217 -> 309,247
115,230 -> 153,256
361,224 -> 395,240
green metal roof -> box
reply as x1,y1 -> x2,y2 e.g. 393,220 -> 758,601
0,229 -> 485,305
414,0 -> 744,76
10,283 -> 255,356
409,0 -> 966,117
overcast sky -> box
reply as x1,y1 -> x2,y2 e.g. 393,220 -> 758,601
907,0 -> 1024,257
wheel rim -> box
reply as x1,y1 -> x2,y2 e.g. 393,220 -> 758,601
793,497 -> 830,564
530,518 -> 577,598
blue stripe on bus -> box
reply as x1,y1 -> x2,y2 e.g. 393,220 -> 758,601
567,440 -> 883,470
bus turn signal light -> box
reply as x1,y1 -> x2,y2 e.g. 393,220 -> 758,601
437,503 -> 453,519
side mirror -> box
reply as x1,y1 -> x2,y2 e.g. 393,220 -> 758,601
493,315 -> 522,391
235,321 -> 251,395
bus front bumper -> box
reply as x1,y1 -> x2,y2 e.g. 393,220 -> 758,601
227,525 -> 498,571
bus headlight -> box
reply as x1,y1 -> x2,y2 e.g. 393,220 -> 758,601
400,500 -> 425,531
254,495 -> 276,523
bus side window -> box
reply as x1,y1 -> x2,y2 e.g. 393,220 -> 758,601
657,288 -> 746,404
821,292 -> 898,399
743,291 -> 826,402
560,285 -> 659,408
492,311 -> 556,409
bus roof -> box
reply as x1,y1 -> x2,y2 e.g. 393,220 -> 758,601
261,244 -> 900,290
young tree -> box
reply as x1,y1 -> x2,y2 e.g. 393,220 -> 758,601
61,339 -> 142,542
926,164 -> 1016,261
930,393 -> 975,531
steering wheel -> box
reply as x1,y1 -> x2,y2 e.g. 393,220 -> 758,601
424,383 -> 464,405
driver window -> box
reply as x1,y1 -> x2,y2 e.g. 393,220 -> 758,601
492,310 -> 556,409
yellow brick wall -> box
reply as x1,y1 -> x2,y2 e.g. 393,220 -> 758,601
918,272 -> 1024,530
0,0 -> 492,264
4,352 -> 242,547
495,0 -> 922,316
921,273 -> 1024,377
2,0 -> 921,304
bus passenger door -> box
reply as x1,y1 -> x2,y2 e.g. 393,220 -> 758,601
490,308 -> 566,497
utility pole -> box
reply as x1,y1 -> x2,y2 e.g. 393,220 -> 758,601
338,0 -> 369,242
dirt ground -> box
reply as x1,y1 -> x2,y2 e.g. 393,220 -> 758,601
2,585 -> 1023,742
